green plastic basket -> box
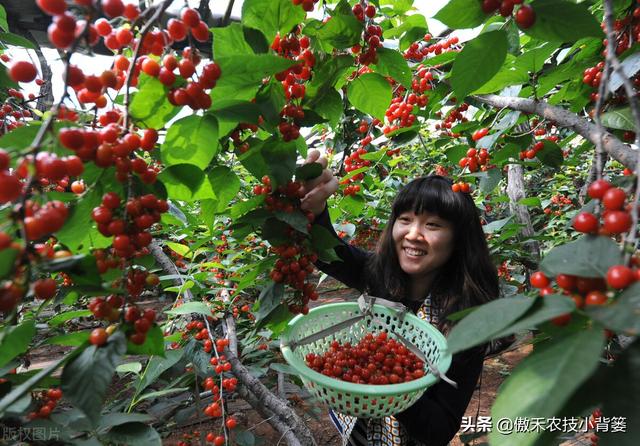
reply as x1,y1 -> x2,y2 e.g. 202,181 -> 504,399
280,301 -> 452,418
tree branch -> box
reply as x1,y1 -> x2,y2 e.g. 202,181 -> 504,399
223,315 -> 316,446
473,94 -> 637,169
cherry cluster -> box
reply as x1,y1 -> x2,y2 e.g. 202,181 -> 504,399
0,149 -> 23,204
0,96 -> 35,135
251,176 -> 319,313
519,140 -> 545,160
458,148 -> 490,173
351,4 -> 383,66
27,387 -> 63,420
341,148 -> 370,195
272,30 -> 315,141
573,180 -> 632,236
305,332 -> 425,384
411,66 -> 436,96
544,193 -> 573,216
434,102 -> 469,137
291,0 -> 319,12
148,49 -> 221,110
481,0 -> 537,29
530,264 -> 635,327
230,122 -> 260,154
91,192 -> 169,258
404,35 -> 460,61
583,6 -> 640,102
383,97 -> 417,135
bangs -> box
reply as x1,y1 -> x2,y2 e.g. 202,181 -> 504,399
391,176 -> 466,222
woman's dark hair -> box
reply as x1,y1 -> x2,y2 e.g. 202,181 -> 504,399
366,175 -> 499,332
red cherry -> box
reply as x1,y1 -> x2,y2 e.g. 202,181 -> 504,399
584,290 -> 608,306
606,265 -> 635,289
603,210 -> 631,234
9,61 -> 38,83
34,278 -> 57,300
602,187 -> 627,210
530,271 -> 550,289
515,4 -> 536,29
572,212 -> 598,233
587,179 -> 612,200
89,328 -> 108,346
102,0 -> 125,18
181,8 -> 201,27
37,0 -> 67,15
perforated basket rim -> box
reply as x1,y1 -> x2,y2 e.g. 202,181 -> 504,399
280,302 -> 452,397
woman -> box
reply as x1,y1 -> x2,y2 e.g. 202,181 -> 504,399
299,150 -> 500,446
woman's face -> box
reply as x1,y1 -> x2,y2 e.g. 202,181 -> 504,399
392,210 -> 455,280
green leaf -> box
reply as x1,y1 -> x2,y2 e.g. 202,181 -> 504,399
339,193 -> 366,217
166,301 -> 212,317
274,210 -> 309,234
447,295 -> 536,354
55,189 -> 112,254
347,73 -> 392,121
158,164 -> 207,202
451,30 -> 508,100
254,282 -> 285,326
210,99 -> 261,125
0,32 -> 35,49
493,295 -> 576,338
514,42 -> 560,73
0,319 -> 35,369
126,325 -> 164,356
161,115 -> 219,169
42,254 -> 103,289
47,310 -> 92,327
211,54 -> 297,102
136,387 -> 189,403
587,282 -> 640,335
540,236 -> 623,278
373,47 -> 413,88
242,0 -> 306,43
0,247 -> 18,280
601,107 -> 635,131
262,138 -> 298,186
312,87 -> 343,127
115,362 -> 143,375
517,197 -> 541,207
104,422 -> 161,446
212,23 -> 255,58
44,331 -> 90,347
489,326 -> 605,446
535,140 -> 564,168
134,349 -> 184,394
479,168 -> 502,194
0,123 -> 40,152
207,166 -> 241,213
524,0 -> 603,43
434,0 -> 486,29
61,332 -> 127,424
97,412 -> 153,430
129,74 -> 180,129
0,5 -> 8,32
304,14 -> 363,49
0,351 -> 73,416
382,14 -> 428,51
305,55 -> 354,100
235,430 -> 257,446
295,162 -> 323,181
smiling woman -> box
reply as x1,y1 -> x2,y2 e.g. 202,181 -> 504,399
300,152 -> 500,445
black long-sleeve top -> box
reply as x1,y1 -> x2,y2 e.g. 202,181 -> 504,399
312,207 -> 485,446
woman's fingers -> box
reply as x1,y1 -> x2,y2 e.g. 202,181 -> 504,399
300,176 -> 339,215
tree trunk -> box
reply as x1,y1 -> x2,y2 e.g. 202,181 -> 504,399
507,164 -> 540,262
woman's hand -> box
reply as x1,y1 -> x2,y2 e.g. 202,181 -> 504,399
299,149 -> 339,216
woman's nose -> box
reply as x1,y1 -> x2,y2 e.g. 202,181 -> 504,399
405,223 -> 424,240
